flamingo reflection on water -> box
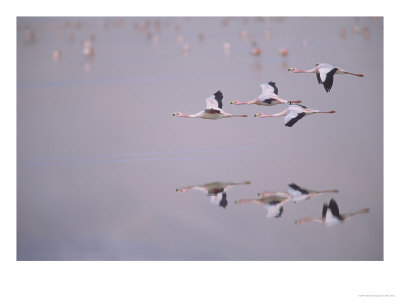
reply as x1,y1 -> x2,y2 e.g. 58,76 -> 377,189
237,183 -> 338,218
288,63 -> 364,92
295,199 -> 369,226
176,181 -> 251,209
173,91 -> 247,120
235,192 -> 291,218
254,104 -> 336,127
286,183 -> 338,203
231,82 -> 301,107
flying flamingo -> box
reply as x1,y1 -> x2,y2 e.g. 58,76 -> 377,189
173,90 -> 247,120
288,63 -> 364,92
235,192 -> 291,218
295,199 -> 370,226
176,181 -> 251,209
254,104 -> 336,127
231,82 -> 302,106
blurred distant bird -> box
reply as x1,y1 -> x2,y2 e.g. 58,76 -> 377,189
288,63 -> 364,92
173,91 -> 248,120
240,30 -> 249,39
254,104 -> 335,127
363,27 -> 371,39
264,30 -> 271,39
24,27 -> 38,44
250,47 -> 261,56
82,40 -> 95,58
223,42 -> 231,55
231,82 -> 301,107
279,48 -> 289,57
52,50 -> 62,62
181,43 -> 190,54
295,199 -> 369,226
339,27 -> 347,39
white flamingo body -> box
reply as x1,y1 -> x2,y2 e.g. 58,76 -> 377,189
254,104 -> 336,127
288,63 -> 364,92
173,90 -> 247,120
231,82 -> 301,106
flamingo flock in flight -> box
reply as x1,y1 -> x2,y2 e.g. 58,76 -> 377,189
172,76 -> 342,127
169,26 -> 367,224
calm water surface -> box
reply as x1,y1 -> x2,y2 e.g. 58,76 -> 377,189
17,17 -> 383,260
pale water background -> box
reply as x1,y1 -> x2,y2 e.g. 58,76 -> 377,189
17,17 -> 383,260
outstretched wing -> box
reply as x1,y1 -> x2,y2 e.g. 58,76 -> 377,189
260,82 -> 278,97
322,68 -> 338,92
206,90 -> 223,109
284,111 -> 306,127
317,65 -> 337,92
211,192 -> 228,208
288,183 -> 309,196
328,199 -> 344,220
316,72 -> 322,84
322,203 -> 328,218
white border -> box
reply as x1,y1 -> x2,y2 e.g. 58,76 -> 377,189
3,1 -> 398,299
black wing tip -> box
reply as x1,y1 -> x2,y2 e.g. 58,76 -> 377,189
268,81 -> 276,86
322,202 -> 328,217
275,206 -> 284,218
328,198 -> 343,219
214,90 -> 223,100
289,103 -> 307,109
219,192 -> 228,208
285,112 -> 306,127
288,183 -> 309,194
323,84 -> 332,92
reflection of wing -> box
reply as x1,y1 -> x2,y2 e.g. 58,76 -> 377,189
264,203 -> 284,218
328,199 -> 343,220
219,192 -> 228,208
288,183 -> 309,202
322,203 -> 328,218
288,183 -> 309,196
205,90 -> 223,109
210,192 -> 228,208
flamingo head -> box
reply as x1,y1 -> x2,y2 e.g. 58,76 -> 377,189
172,112 -> 181,117
176,188 -> 182,193
230,100 -> 238,104
254,113 -> 261,117
288,67 -> 297,72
